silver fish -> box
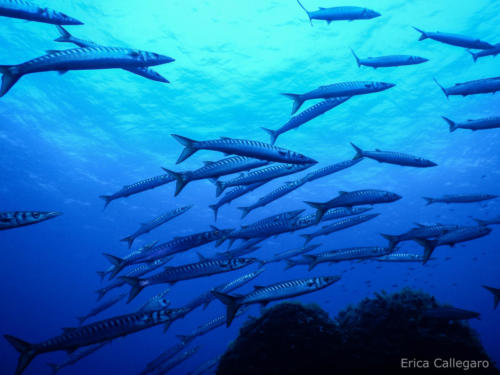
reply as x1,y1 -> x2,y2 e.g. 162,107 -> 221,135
187,355 -> 220,375
282,81 -> 394,114
120,206 -> 192,248
263,244 -> 321,265
0,47 -> 174,97
351,143 -> 437,167
413,27 -> 494,50
209,181 -> 267,220
468,43 -> 500,62
0,0 -> 83,25
297,1 -> 380,25
171,134 -> 317,165
434,76 -> 500,98
4,307 -> 190,375
0,211 -> 61,230
54,25 -> 170,83
423,194 -> 497,205
153,346 -> 200,375
138,289 -> 171,312
473,216 -> 500,226
139,341 -> 193,375
46,342 -> 110,375
302,159 -> 362,183
380,223 -> 461,249
374,253 -> 427,263
351,49 -> 428,68
76,293 -> 127,325
442,116 -> 500,133
212,275 -> 341,326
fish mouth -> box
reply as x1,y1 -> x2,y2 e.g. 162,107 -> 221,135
385,82 -> 396,89
48,212 -> 63,218
160,55 -> 176,64
65,16 -> 84,25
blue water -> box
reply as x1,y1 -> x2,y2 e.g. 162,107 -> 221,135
1,0 -> 499,374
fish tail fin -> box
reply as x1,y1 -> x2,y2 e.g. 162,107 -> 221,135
261,127 -> 279,145
102,253 -> 125,279
99,195 -> 113,209
413,26 -> 428,41
350,49 -> 361,67
296,0 -> 312,25
304,201 -> 326,222
302,254 -> 318,271
433,78 -> 449,99
473,218 -> 488,226
281,93 -> 304,115
96,270 -> 107,282
284,259 -> 299,270
0,66 -> 21,97
4,335 -> 37,375
441,116 -> 457,133
300,234 -> 313,245
211,291 -> 241,327
95,288 -> 107,301
467,50 -> 478,62
482,285 -> 500,309
54,25 -> 72,42
237,206 -> 252,219
120,276 -> 146,303
422,197 -> 434,206
47,363 -> 60,375
380,233 -> 399,250
414,238 -> 437,264
208,204 -> 219,221
120,236 -> 135,249
215,180 -> 226,197
350,142 -> 364,160
162,167 -> 188,196
171,134 -> 198,164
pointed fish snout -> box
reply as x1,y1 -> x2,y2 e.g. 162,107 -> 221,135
48,212 -> 63,218
160,55 -> 176,64
385,82 -> 396,89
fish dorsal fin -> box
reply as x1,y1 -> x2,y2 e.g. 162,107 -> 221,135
62,327 -> 77,334
210,225 -> 220,232
220,136 -> 231,140
414,222 -> 426,228
253,285 -> 266,290
128,50 -> 140,57
46,49 -> 61,54
338,191 -> 348,195
203,161 -> 215,166
375,148 -> 382,152
197,252 -> 207,261
143,241 -> 159,251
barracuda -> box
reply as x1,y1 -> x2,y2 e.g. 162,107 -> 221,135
47,342 -> 110,375
380,223 -> 462,249
215,163 -> 311,197
434,76 -> 500,98
154,346 -> 200,375
0,46 -> 175,97
442,116 -> 500,132
0,0 -> 83,25
171,134 -> 317,165
351,49 -> 428,68
99,173 -> 175,209
163,156 -> 269,196
138,288 -> 171,312
374,253 -> 427,263
302,159 -> 362,183
351,143 -> 437,168
282,80 -> 394,114
413,27 -> 494,49
4,307 -> 190,375
423,194 -> 497,205
120,206 -> 192,248
121,257 -> 258,302
209,181 -> 267,220
468,43 -> 500,62
297,1 -> 380,25
76,293 -> 127,325
0,211 -> 61,230
262,97 -> 350,144
263,244 -> 321,265
54,25 -> 170,83
212,275 -> 341,326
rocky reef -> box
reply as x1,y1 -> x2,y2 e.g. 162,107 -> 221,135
217,289 -> 498,374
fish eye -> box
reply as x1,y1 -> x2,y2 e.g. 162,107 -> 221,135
32,212 -> 40,219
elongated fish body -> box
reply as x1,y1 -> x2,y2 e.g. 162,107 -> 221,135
422,306 -> 480,320
434,76 -> 500,98
305,189 -> 401,222
171,134 -> 316,165
302,246 -> 394,270
96,258 -> 170,301
264,244 -> 321,264
0,47 -> 175,97
209,181 -> 267,220
416,226 -> 492,263
76,293 -> 127,325
165,157 -> 269,196
380,224 -> 461,248
413,27 -> 494,50
301,213 -> 379,245
303,159 -> 362,183
139,341 -> 192,375
227,216 -> 302,240
351,50 -> 428,68
299,207 -> 373,226
121,206 -> 192,248
4,307 -> 190,375
122,258 -> 257,302
239,179 -> 306,218
374,253 -> 426,262
138,289 -> 171,312
297,1 -> 380,24
248,210 -> 304,229
154,346 -> 200,375
54,26 -> 170,83
100,173 -> 175,209
474,216 -> 500,226
423,194 -> 497,205
215,163 -> 311,196
188,356 -> 220,375
469,43 -> 500,62
0,0 -> 83,25
0,211 -> 61,230
351,143 -> 437,167
212,275 -> 341,326
482,285 -> 500,310
262,97 -> 350,144
213,237 -> 266,259
442,116 -> 500,132
282,81 -> 394,114
47,342 -> 110,375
